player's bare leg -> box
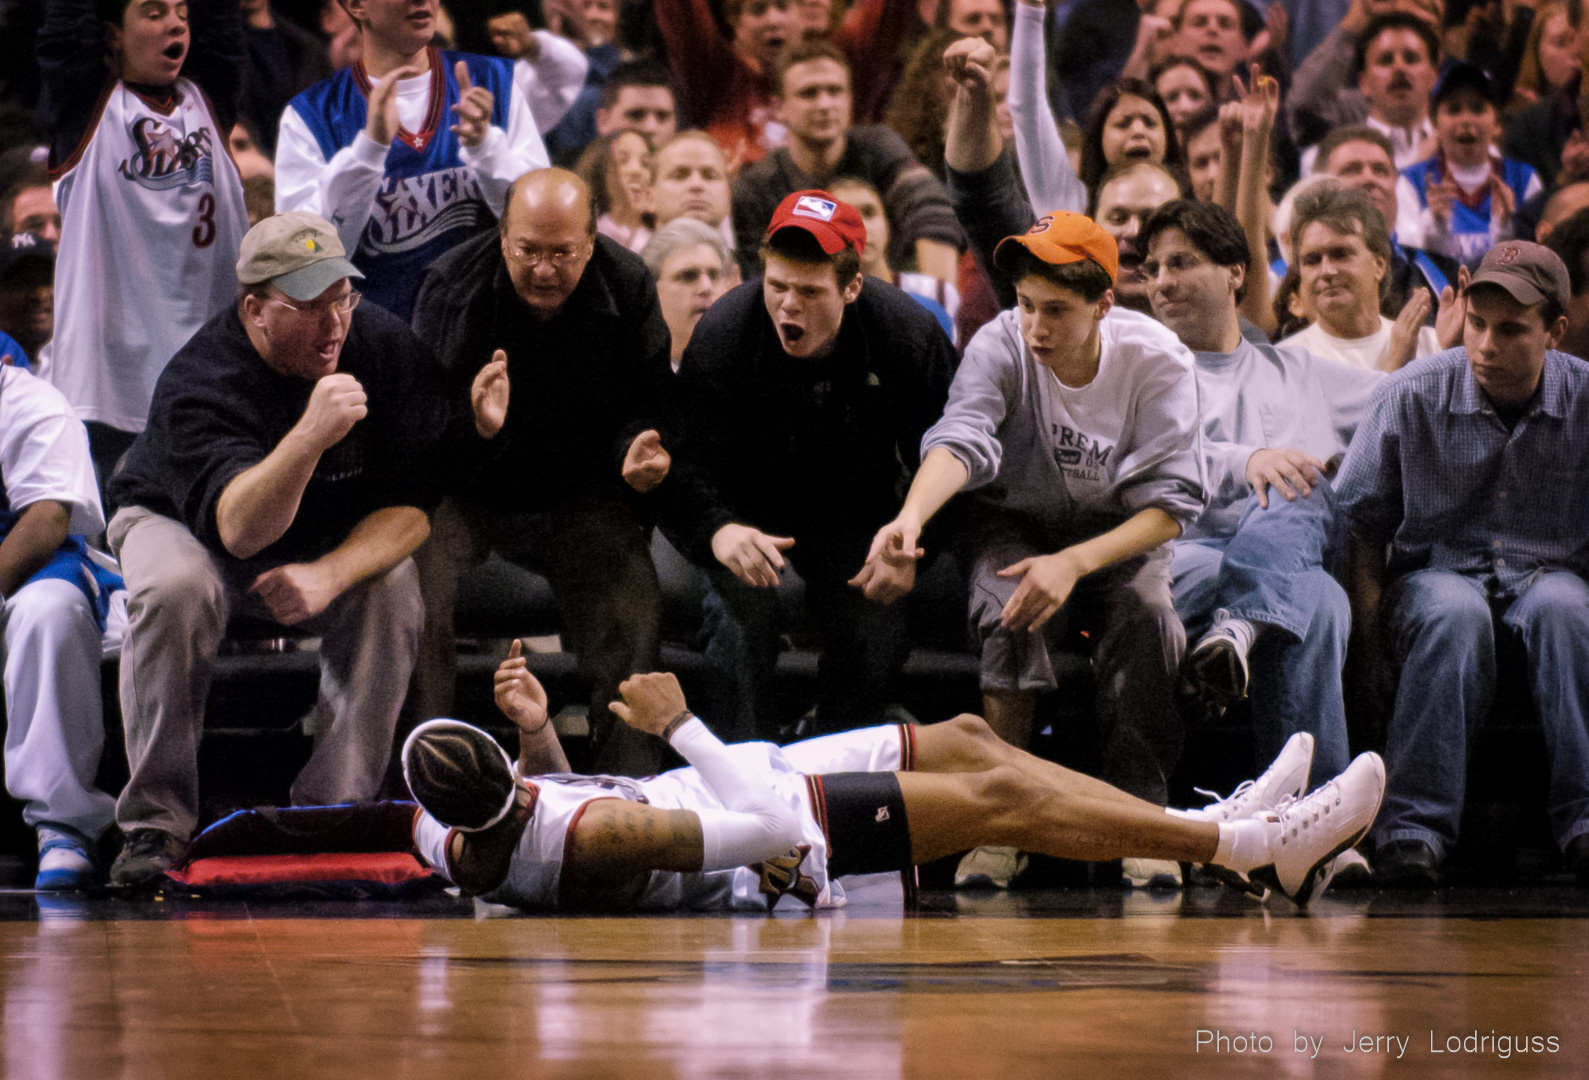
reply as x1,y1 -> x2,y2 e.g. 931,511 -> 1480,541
913,714 -> 1160,812
894,768 -> 1221,867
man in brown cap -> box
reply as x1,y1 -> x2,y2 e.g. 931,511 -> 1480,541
106,211 -> 482,888
1336,239 -> 1589,889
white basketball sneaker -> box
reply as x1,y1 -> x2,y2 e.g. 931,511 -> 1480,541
1247,752 -> 1387,907
1185,732 -> 1314,823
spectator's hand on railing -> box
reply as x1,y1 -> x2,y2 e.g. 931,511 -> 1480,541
622,430 -> 671,492
365,66 -> 423,146
712,523 -> 795,588
451,62 -> 495,149
471,350 -> 511,439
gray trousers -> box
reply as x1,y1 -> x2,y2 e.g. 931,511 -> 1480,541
109,506 -> 422,840
963,516 -> 1185,805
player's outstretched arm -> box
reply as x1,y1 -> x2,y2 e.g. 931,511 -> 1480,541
611,674 -> 805,870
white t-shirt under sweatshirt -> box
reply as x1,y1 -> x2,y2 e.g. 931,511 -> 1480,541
1184,338 -> 1384,540
1279,315 -> 1440,371
922,306 -> 1206,540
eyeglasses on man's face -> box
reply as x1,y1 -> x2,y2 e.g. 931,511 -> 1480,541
265,289 -> 362,317
503,243 -> 589,269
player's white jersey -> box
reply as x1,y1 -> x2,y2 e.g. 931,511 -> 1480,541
49,77 -> 247,433
412,725 -> 912,912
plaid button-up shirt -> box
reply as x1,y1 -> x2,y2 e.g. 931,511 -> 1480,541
1335,348 -> 1589,598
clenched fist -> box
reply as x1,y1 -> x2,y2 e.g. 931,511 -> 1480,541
295,373 -> 367,453
622,429 -> 671,492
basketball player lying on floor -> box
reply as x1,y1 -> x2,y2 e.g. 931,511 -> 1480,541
405,642 -> 1386,912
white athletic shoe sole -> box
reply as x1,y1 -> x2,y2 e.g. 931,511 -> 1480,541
1248,752 -> 1387,908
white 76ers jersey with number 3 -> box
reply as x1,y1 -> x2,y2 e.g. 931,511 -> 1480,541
50,78 -> 248,433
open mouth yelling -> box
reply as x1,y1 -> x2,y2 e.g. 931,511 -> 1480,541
780,322 -> 805,344
162,41 -> 185,61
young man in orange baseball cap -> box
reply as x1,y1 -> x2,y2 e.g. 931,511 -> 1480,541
862,209 -> 1208,889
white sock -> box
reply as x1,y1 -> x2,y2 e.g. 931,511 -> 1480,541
1209,610 -> 1258,659
1212,818 -> 1273,871
1165,807 -> 1204,822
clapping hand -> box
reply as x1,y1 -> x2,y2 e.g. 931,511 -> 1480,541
471,349 -> 510,439
451,61 -> 495,148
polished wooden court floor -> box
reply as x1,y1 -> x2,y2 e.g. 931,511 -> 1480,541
2,882 -> 1586,1079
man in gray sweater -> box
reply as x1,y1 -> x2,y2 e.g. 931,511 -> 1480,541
860,210 -> 1206,888
1141,200 -> 1385,799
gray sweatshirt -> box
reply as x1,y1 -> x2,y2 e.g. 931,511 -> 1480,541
922,306 -> 1206,542
1186,338 -> 1384,541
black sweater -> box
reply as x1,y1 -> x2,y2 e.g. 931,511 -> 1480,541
111,304 -> 453,565
657,276 -> 956,574
412,231 -> 673,512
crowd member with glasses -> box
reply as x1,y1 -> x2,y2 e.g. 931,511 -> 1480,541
641,218 -> 733,371
104,213 -> 468,888
410,168 -> 675,776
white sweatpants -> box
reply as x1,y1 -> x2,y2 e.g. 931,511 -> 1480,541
2,577 -> 116,840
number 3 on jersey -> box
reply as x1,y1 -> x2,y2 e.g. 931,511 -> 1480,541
192,192 -> 216,248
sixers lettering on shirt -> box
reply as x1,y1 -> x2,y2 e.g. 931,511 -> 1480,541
49,78 -> 247,434
285,51 -> 513,318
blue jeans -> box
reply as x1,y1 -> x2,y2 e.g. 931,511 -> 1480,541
1172,481 -> 1351,784
1377,568 -> 1589,859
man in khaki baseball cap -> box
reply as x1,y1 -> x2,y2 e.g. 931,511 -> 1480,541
236,211 -> 364,303
101,207 -> 481,889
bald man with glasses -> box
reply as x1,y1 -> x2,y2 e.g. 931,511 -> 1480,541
410,168 -> 675,777
106,212 -> 471,888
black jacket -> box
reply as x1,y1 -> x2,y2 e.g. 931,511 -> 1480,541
412,231 -> 673,512
657,276 -> 957,574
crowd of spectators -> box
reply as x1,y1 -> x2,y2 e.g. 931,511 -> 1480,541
1,0 -> 1587,898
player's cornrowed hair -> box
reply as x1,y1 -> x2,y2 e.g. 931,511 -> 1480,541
402,720 -> 518,832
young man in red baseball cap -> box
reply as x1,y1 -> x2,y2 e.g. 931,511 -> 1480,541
864,209 -> 1208,889
655,189 -> 958,743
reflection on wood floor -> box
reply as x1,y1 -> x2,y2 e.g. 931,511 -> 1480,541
2,884 -> 1586,1079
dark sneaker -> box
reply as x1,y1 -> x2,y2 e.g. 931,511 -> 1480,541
1374,838 -> 1440,890
1180,633 -> 1250,719
110,828 -> 186,888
